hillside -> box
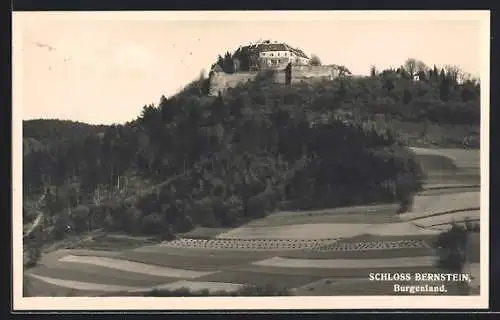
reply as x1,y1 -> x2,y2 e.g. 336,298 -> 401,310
22,119 -> 110,216
22,61 -> 480,244
23,119 -> 108,146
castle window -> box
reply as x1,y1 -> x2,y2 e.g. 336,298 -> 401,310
270,53 -> 273,56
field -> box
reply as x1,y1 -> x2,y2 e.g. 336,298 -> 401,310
24,148 -> 482,296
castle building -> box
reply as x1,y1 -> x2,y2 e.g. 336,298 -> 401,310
208,40 -> 348,96
240,40 -> 310,70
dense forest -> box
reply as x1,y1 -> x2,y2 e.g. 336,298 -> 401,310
22,58 -> 480,242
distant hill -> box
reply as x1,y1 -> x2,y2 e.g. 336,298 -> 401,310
23,119 -> 108,148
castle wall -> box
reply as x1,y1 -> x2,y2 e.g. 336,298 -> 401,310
290,65 -> 340,83
209,72 -> 258,96
208,65 -> 340,96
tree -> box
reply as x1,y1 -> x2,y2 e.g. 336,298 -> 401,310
416,70 -> 428,82
415,60 -> 428,74
222,52 -> 235,74
403,58 -> 418,78
439,73 -> 451,101
337,65 -> 352,77
457,71 -> 473,85
428,65 -> 440,82
337,81 -> 347,100
370,65 -> 378,77
216,55 -> 224,70
444,64 -> 461,84
403,89 -> 413,105
309,54 -> 322,66
383,78 -> 395,93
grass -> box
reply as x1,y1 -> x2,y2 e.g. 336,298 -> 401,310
217,223 -> 376,240
410,191 -> 480,218
74,234 -> 158,250
116,250 -> 261,270
132,244 -> 280,260
253,255 -> 436,269
411,147 -> 480,169
177,227 -> 232,239
337,234 -> 438,243
196,270 -> 324,289
412,210 -> 480,228
424,173 -> 480,186
42,232 -> 158,253
245,204 -> 400,227
24,274 -> 87,297
27,264 -> 176,286
59,254 -> 214,278
415,154 -> 459,172
418,186 -> 480,197
246,212 -> 399,227
282,247 -> 434,259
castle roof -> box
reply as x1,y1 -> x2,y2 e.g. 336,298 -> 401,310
243,41 -> 309,59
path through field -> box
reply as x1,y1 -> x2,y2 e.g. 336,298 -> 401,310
24,148 -> 481,296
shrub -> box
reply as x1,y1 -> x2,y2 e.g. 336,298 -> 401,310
436,223 -> 468,272
247,191 -> 276,218
464,217 -> 480,233
237,284 -> 292,296
140,213 -> 168,235
218,195 -> 244,226
25,244 -> 42,268
53,214 -> 71,240
121,206 -> 143,234
71,205 -> 90,234
142,284 -> 292,297
23,274 -> 33,297
188,197 -> 218,228
172,215 -> 194,233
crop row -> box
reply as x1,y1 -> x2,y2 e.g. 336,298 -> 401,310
160,238 -> 431,252
315,239 -> 430,252
161,238 -> 339,250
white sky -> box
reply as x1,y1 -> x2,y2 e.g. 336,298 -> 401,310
13,11 -> 488,125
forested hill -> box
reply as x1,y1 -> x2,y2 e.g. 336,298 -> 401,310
23,119 -> 109,149
22,62 -> 480,239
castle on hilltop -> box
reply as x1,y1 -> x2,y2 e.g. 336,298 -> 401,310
236,40 -> 310,71
208,40 -> 351,96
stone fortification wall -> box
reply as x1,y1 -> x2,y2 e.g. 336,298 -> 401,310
208,65 -> 340,96
290,65 -> 340,83
208,72 -> 258,96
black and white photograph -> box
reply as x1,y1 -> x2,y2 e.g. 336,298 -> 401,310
13,10 -> 489,310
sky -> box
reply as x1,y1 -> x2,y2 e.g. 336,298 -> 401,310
13,11 -> 488,125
